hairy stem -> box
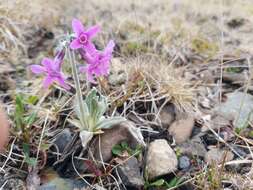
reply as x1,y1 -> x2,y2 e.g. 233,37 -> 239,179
67,48 -> 88,130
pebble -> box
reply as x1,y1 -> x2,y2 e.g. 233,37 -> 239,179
146,139 -> 178,179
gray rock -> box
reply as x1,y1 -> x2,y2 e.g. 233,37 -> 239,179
117,157 -> 144,189
146,139 -> 178,179
158,104 -> 175,129
201,114 -> 231,132
53,129 -> 73,153
178,156 -> 191,170
178,137 -> 207,158
39,178 -> 86,190
92,121 -> 145,163
205,148 -> 234,164
168,114 -> 195,144
232,145 -> 247,158
214,92 -> 253,128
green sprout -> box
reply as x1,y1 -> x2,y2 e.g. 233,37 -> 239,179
14,94 -> 37,143
112,141 -> 142,157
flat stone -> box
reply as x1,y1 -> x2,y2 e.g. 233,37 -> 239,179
178,137 -> 207,158
205,148 -> 234,164
146,139 -> 178,179
178,155 -> 191,170
53,129 -> 73,153
168,114 -> 195,144
92,121 -> 145,163
118,157 -> 144,189
214,92 -> 253,129
158,104 -> 175,129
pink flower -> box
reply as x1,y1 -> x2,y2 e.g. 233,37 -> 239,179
80,40 -> 115,83
70,18 -> 100,52
30,58 -> 70,89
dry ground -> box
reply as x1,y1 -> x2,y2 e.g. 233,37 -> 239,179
1,0 -> 253,190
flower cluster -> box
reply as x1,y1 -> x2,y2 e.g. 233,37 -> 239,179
30,18 -> 115,88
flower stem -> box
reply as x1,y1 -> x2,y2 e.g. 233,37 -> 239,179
67,48 -> 87,130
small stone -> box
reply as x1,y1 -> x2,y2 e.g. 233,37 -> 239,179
232,145 -> 247,158
39,169 -> 87,190
118,157 -> 144,189
201,114 -> 231,132
168,114 -> 195,144
205,148 -> 234,164
199,70 -> 214,84
214,92 -> 253,129
39,178 -> 86,190
178,156 -> 191,170
53,129 -> 73,153
227,18 -> 245,29
92,121 -> 145,163
158,104 -> 175,129
179,137 -> 207,158
146,139 -> 178,179
109,58 -> 127,85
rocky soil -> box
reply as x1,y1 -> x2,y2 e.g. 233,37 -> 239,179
1,0 -> 253,190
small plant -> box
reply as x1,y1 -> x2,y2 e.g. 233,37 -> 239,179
30,18 -> 126,149
14,94 -> 37,144
22,143 -> 37,167
69,88 -> 126,148
144,176 -> 184,189
112,141 -> 142,157
225,67 -> 241,73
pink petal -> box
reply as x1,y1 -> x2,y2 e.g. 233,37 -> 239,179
56,76 -> 70,90
70,39 -> 82,50
100,55 -> 111,63
53,60 -> 62,71
84,42 -> 97,55
93,67 -> 101,76
72,18 -> 85,36
30,65 -> 45,74
83,51 -> 96,64
79,66 -> 87,73
86,25 -> 101,38
104,40 -> 115,54
100,63 -> 110,75
41,58 -> 54,72
87,72 -> 96,83
42,76 -> 53,88
98,62 -> 109,76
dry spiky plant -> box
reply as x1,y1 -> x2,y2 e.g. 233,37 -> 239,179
0,12 -> 26,63
122,57 -> 195,112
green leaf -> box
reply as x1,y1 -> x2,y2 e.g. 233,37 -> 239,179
26,95 -> 38,105
14,94 -> 26,130
112,144 -> 124,156
67,119 -> 83,129
40,143 -> 51,151
150,179 -> 165,187
121,141 -> 128,149
22,143 -> 37,166
25,112 -> 37,125
22,143 -> 30,156
96,117 -> 126,129
16,94 -> 25,114
25,157 -> 37,166
165,177 -> 184,188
